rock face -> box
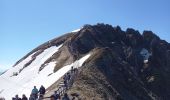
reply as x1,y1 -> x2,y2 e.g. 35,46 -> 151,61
64,24 -> 170,100
12,24 -> 170,100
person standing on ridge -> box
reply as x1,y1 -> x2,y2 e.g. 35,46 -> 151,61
71,66 -> 74,73
14,95 -> 21,100
54,91 -> 61,100
21,94 -> 28,100
62,93 -> 70,100
39,85 -> 46,98
31,86 -> 39,100
28,94 -> 34,100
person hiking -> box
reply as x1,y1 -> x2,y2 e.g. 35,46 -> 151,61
28,94 -> 34,100
63,74 -> 67,81
21,94 -> 28,100
39,85 -> 46,97
73,68 -> 78,74
14,95 -> 21,100
12,97 -> 15,100
54,91 -> 60,100
67,73 -> 71,81
31,86 -> 39,100
71,66 -> 74,73
64,80 -> 68,90
62,93 -> 70,100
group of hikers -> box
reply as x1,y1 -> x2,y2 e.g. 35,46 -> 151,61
7,66 -> 78,100
50,66 -> 78,100
12,85 -> 46,100
50,92 -> 70,100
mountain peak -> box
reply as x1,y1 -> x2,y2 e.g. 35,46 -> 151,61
0,24 -> 170,100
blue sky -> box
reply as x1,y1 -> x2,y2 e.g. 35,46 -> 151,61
0,0 -> 170,71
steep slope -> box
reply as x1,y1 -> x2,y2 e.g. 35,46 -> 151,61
0,24 -> 170,100
0,29 -> 88,99
0,45 -> 63,99
65,24 -> 170,100
67,48 -> 153,100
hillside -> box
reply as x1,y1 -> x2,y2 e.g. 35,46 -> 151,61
0,23 -> 170,100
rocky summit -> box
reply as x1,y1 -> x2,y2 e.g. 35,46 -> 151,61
1,23 -> 170,100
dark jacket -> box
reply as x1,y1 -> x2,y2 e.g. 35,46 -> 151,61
21,97 -> 28,100
15,98 -> 22,100
39,86 -> 46,95
62,93 -> 70,100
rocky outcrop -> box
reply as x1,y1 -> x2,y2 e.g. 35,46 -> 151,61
64,24 -> 170,100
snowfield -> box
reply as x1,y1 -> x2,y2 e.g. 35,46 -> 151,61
0,43 -> 90,100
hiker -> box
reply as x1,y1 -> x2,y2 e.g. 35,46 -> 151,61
71,66 -> 74,73
14,95 -> 21,100
57,87 -> 62,95
62,93 -> 70,100
28,94 -> 34,100
54,91 -> 60,100
31,86 -> 39,100
21,94 -> 28,100
39,85 -> 46,97
63,74 -> 67,81
67,73 -> 71,81
73,68 -> 78,74
64,80 -> 68,90
66,72 -> 71,88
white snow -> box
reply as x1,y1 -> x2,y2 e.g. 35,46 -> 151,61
3,52 -> 37,78
0,44 -> 63,99
0,43 -> 91,100
71,29 -> 81,32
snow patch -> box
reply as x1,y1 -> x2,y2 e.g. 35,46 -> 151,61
0,49 -> 91,100
3,52 -> 37,78
0,44 -> 63,99
71,28 -> 81,32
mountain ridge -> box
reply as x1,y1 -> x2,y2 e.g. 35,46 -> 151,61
1,23 -> 170,100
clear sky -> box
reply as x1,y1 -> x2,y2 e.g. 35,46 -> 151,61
0,0 -> 170,71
